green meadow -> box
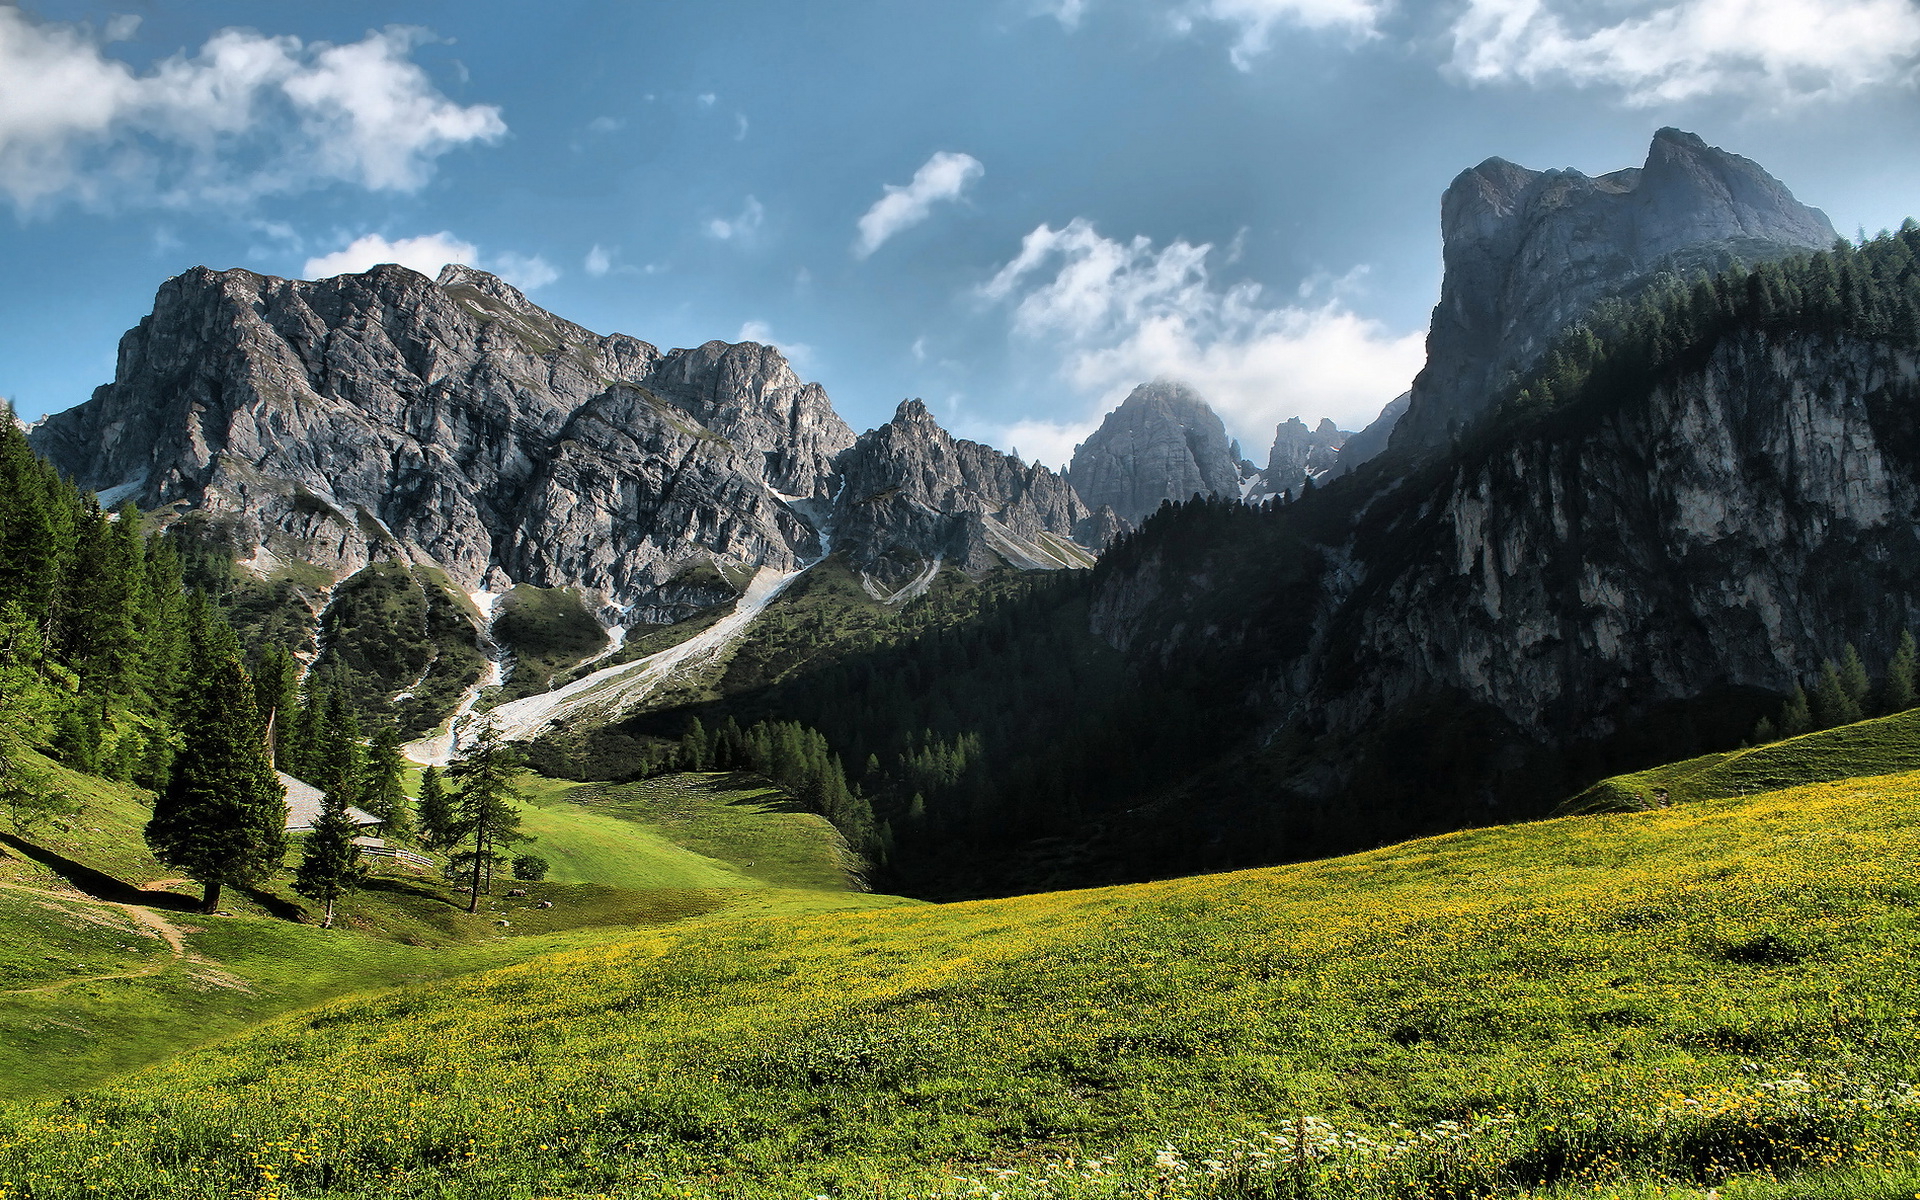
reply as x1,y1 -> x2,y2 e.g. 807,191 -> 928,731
4,742 -> 1919,1197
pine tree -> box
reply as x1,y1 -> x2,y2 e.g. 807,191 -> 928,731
311,688 -> 363,811
1883,631 -> 1918,714
1838,643 -> 1872,712
252,644 -> 302,771
144,617 -> 287,913
292,790 -> 365,928
1812,659 -> 1863,729
1780,686 -> 1814,737
361,725 -> 413,839
416,765 -> 457,850
446,722 -> 529,913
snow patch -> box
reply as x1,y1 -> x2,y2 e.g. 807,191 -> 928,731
93,473 -> 148,509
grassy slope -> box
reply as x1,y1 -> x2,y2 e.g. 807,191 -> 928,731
6,773 -> 1918,1198
1,758 -> 895,1100
1564,706 -> 1920,813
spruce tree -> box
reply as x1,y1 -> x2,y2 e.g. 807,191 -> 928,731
416,765 -> 457,850
292,791 -> 365,928
1838,644 -> 1872,712
144,617 -> 287,913
362,725 -> 413,839
1813,659 -> 1863,728
1780,687 -> 1814,738
1883,631 -> 1918,714
446,722 -> 529,913
311,687 -> 363,811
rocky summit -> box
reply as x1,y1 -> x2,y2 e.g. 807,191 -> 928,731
832,399 -> 1102,591
1067,381 -> 1246,524
30,264 -> 855,616
1257,417 -> 1347,497
1389,128 -> 1836,455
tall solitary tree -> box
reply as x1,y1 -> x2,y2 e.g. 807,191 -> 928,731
445,722 -> 528,914
1883,631 -> 1918,714
416,765 -> 457,850
361,725 -> 413,840
292,791 -> 365,929
144,617 -> 287,913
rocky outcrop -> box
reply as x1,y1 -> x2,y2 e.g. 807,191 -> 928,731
1391,128 -> 1835,455
1257,417 -> 1347,496
1332,392 -> 1409,477
833,400 -> 1099,588
30,263 -> 855,613
1095,327 -> 1920,768
1068,381 -> 1246,523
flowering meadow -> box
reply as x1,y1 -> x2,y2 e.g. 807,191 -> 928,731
4,771 -> 1919,1198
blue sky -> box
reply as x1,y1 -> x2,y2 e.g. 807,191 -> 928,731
4,0 -> 1919,468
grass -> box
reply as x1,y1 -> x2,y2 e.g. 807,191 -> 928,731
5,770 -> 1918,1197
0,764 -> 898,1103
1564,705 -> 1920,813
490,584 -> 609,704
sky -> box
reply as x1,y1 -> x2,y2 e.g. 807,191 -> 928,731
3,0 -> 1918,471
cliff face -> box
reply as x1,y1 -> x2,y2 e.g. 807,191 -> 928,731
1258,417 -> 1347,496
1067,381 -> 1246,523
30,264 -> 855,612
1095,329 -> 1920,756
833,400 -> 1099,589
1391,129 -> 1836,455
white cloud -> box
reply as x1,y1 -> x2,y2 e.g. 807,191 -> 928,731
303,232 -> 556,291
706,195 -> 765,242
1449,0 -> 1920,104
490,251 -> 558,291
981,218 -> 1423,443
305,232 -> 476,279
1048,0 -> 1380,65
586,115 -> 624,134
1174,0 -> 1384,67
0,11 -> 504,211
854,151 -> 984,259
734,113 -> 749,141
737,320 -> 813,368
585,244 -> 613,276
983,418 -> 1097,474
697,92 -> 718,107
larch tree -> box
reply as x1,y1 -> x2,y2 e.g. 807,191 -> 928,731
144,618 -> 287,913
446,722 -> 529,913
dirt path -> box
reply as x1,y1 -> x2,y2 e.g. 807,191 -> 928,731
0,881 -> 188,996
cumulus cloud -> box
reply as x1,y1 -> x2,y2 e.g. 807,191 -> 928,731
981,218 -> 1423,444
584,244 -> 613,276
706,195 -> 765,242
303,232 -> 556,291
304,232 -> 476,279
1448,0 -> 1920,104
854,151 -> 983,259
0,11 -> 504,211
1046,0 -> 1380,66
1174,0 -> 1384,67
737,319 -> 813,368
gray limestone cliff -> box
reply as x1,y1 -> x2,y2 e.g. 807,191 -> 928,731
1390,128 -> 1835,455
1094,327 -> 1920,773
30,264 -> 855,613
1258,417 -> 1347,496
1067,381 -> 1245,523
833,399 -> 1100,590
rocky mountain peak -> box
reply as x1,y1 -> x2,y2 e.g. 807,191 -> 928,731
1390,128 -> 1836,455
1067,380 -> 1245,524
833,399 -> 1100,588
29,263 -> 851,613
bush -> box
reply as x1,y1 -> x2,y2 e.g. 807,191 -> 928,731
511,853 -> 549,882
